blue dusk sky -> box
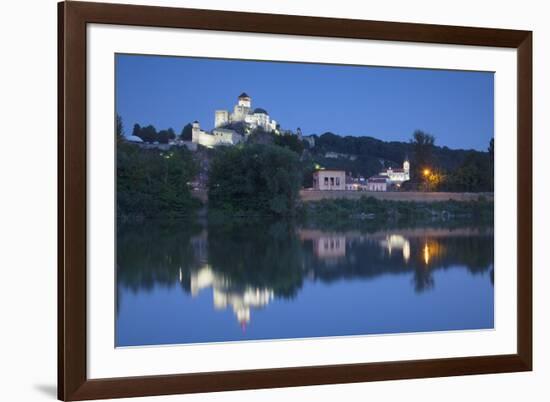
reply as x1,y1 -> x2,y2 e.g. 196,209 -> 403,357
115,54 -> 494,151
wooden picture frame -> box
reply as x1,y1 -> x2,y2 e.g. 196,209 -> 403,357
58,1 -> 532,400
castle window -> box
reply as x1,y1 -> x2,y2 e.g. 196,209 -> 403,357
330,177 -> 335,186
336,177 -> 340,186
324,177 -> 329,186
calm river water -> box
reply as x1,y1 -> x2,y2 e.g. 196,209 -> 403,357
116,219 -> 494,347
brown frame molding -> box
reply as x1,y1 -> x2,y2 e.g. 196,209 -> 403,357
58,1 -> 532,400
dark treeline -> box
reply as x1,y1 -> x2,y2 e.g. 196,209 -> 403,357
131,122 -> 193,143
117,142 -> 200,219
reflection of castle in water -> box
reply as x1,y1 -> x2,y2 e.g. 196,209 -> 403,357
184,264 -> 274,326
117,222 -> 493,327
379,234 -> 411,262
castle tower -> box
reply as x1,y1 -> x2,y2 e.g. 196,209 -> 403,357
237,92 -> 251,108
191,121 -> 201,143
233,92 -> 252,122
215,110 -> 229,128
403,158 -> 410,180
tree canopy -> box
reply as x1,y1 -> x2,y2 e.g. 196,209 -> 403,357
208,144 -> 302,216
180,123 -> 193,141
132,124 -> 177,144
117,142 -> 200,218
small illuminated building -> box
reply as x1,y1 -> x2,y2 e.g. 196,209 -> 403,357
346,175 -> 367,191
379,159 -> 411,186
365,158 -> 410,191
366,176 -> 388,192
312,170 -> 346,190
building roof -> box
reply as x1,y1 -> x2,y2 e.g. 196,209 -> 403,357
368,175 -> 388,183
253,107 -> 268,115
313,169 -> 346,174
238,92 -> 250,98
126,135 -> 143,143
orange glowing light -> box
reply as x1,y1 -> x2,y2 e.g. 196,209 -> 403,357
423,243 -> 430,265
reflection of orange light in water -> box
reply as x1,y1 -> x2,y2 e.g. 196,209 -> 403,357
423,243 -> 430,265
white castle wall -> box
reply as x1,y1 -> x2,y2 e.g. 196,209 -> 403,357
215,110 -> 229,128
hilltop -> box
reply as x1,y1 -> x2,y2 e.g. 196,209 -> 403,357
305,131 -> 491,181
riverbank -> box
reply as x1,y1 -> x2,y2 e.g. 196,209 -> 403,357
191,189 -> 494,204
300,196 -> 493,226
300,190 -> 494,202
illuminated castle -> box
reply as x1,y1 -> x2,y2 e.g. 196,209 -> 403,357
192,93 -> 280,148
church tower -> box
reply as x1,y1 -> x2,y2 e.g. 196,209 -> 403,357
403,158 -> 410,180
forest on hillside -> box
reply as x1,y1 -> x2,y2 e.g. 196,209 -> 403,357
303,131 -> 494,192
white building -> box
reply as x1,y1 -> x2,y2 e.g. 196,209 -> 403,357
312,170 -> 346,190
364,159 -> 411,191
366,176 -> 388,192
379,159 -> 410,186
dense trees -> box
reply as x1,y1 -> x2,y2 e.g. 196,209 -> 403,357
180,123 -> 193,141
411,130 -> 435,181
116,114 -> 124,141
247,127 -> 275,145
208,144 -> 302,216
117,142 -> 200,218
311,131 -> 477,179
131,124 -> 180,144
274,133 -> 304,155
442,151 -> 493,192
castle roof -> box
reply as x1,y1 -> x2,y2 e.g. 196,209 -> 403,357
253,107 -> 268,115
238,92 -> 250,98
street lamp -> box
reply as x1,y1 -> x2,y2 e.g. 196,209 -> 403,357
423,168 -> 431,177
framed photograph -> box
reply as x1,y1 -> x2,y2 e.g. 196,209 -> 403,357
58,1 -> 532,400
